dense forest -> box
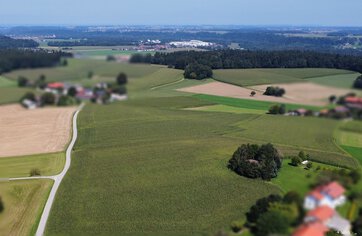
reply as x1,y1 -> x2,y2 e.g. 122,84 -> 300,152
0,35 -> 38,48
132,50 -> 362,73
0,49 -> 70,74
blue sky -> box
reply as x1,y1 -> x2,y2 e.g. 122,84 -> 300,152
0,0 -> 361,26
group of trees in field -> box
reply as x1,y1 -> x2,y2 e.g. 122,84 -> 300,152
228,143 -> 282,180
184,63 -> 213,80
131,50 -> 362,73
0,49 -> 70,74
243,192 -> 304,236
268,104 -> 286,115
354,75 -> 362,89
18,74 -> 47,89
0,35 -> 38,49
263,86 -> 285,97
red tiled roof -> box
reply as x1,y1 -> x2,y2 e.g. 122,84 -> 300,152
322,181 -> 345,199
293,222 -> 328,236
307,206 -> 335,222
309,189 -> 324,201
47,82 -> 64,89
345,96 -> 362,104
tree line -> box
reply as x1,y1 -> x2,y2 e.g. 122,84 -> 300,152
0,35 -> 38,49
131,50 -> 362,74
0,49 -> 70,74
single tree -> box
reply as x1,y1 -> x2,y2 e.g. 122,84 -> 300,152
116,73 -> 128,85
30,168 -> 41,176
329,95 -> 337,103
291,156 -> 302,166
17,76 -> 29,87
41,92 -> 56,105
250,91 -> 256,97
255,211 -> 289,236
87,71 -> 93,79
0,196 -> 4,213
67,86 -> 77,97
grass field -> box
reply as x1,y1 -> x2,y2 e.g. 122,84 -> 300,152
0,152 -> 65,178
44,63 -> 359,235
3,58 -> 164,84
193,94 -> 324,111
0,87 -> 34,104
46,97 -> 280,235
0,76 -> 16,87
213,68 -> 354,87
0,180 -> 53,236
308,73 -> 360,89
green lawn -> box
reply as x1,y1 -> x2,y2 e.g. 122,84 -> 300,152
308,73 -> 360,89
0,87 -> 34,104
0,76 -> 16,88
0,152 -> 65,178
213,68 -> 354,87
0,180 -> 53,236
193,94 -> 323,111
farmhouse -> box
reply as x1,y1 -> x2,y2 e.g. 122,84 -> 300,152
293,222 -> 328,236
345,96 -> 362,109
304,181 -> 346,210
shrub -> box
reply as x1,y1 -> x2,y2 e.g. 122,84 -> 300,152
0,196 -> 3,213
116,73 -> 128,85
264,86 -> 285,97
17,76 -> 29,87
230,219 -> 245,233
30,168 -> 41,176
306,162 -> 313,169
41,92 -> 56,105
21,92 -> 36,102
290,156 -> 302,166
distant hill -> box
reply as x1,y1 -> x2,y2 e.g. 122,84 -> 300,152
0,35 -> 38,49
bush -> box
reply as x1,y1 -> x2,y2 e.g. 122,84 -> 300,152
57,95 -> 77,106
306,162 -> 313,169
228,143 -> 282,180
21,92 -> 36,102
116,73 -> 128,85
0,196 -> 3,213
290,156 -> 302,166
41,92 -> 56,105
17,76 -> 29,87
353,75 -> 362,89
264,86 -> 285,97
30,168 -> 41,176
268,104 -> 286,115
230,219 -> 245,233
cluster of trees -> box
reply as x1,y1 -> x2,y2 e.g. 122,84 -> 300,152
354,75 -> 362,89
315,168 -> 361,189
228,143 -> 282,180
290,151 -> 309,166
18,74 -> 47,88
0,35 -> 38,48
268,104 -> 286,115
263,86 -> 285,97
132,50 -> 362,73
184,63 -> 212,80
0,49 -> 70,74
245,192 -> 304,236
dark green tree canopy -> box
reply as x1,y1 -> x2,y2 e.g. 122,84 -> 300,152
228,143 -> 282,180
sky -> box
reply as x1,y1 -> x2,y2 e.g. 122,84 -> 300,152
0,0 -> 361,26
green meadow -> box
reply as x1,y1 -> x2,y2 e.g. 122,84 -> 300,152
307,73 -> 360,89
0,152 -> 65,178
213,68 -> 355,87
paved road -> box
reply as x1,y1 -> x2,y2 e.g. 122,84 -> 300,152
8,104 -> 84,236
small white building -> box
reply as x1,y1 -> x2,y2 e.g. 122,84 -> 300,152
304,181 -> 346,210
22,99 -> 37,109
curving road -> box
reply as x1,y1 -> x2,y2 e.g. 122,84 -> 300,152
8,103 -> 84,236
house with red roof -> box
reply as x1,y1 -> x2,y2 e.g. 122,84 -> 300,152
304,181 -> 346,210
293,222 -> 328,236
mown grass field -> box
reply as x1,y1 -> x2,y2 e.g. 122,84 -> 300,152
0,76 -> 16,87
213,68 -> 355,87
0,180 -> 53,236
0,152 -> 65,178
0,87 -> 35,104
307,73 -> 360,89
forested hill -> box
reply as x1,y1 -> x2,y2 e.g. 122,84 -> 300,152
132,50 -> 362,73
0,49 -> 69,74
0,35 -> 39,48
